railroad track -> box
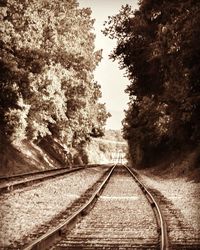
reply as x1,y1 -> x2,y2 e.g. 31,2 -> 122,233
0,164 -> 102,194
0,167 -> 83,194
130,168 -> 200,250
147,188 -> 200,250
22,164 -> 169,250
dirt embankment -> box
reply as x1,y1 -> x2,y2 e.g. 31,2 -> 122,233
0,139 -> 68,176
0,137 -> 128,176
130,147 -> 200,182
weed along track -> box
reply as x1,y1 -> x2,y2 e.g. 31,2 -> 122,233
22,164 -> 168,250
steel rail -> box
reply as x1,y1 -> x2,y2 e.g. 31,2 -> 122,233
0,168 -> 69,181
0,167 -> 84,194
0,164 -> 101,181
124,165 -> 169,250
23,165 -> 116,250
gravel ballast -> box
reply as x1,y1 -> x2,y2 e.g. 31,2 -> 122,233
0,167 -> 109,247
56,166 -> 158,248
139,170 -> 200,247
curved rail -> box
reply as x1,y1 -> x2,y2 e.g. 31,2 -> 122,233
124,165 -> 169,250
23,165 -> 116,250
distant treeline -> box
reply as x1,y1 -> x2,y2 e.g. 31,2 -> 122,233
104,0 -> 200,167
0,0 -> 109,158
103,129 -> 125,142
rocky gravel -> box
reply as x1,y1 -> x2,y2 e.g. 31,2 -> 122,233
55,166 -> 158,248
0,166 -> 109,248
138,170 -> 200,248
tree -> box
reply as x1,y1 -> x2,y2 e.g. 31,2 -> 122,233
0,0 -> 109,161
104,0 -> 200,166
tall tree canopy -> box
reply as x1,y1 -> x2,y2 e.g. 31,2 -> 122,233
0,0 -> 109,155
104,0 -> 200,166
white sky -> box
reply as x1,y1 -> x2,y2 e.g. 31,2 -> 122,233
78,0 -> 139,130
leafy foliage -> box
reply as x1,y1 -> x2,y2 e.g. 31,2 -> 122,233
104,0 -> 200,166
0,0 -> 109,159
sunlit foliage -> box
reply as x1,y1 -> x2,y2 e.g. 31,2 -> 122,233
0,0 -> 109,156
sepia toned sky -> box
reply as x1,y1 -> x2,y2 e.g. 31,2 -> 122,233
78,0 -> 139,130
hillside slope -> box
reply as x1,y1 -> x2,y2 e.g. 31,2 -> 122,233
0,130 -> 128,176
86,138 -> 127,164
0,140 -> 69,176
